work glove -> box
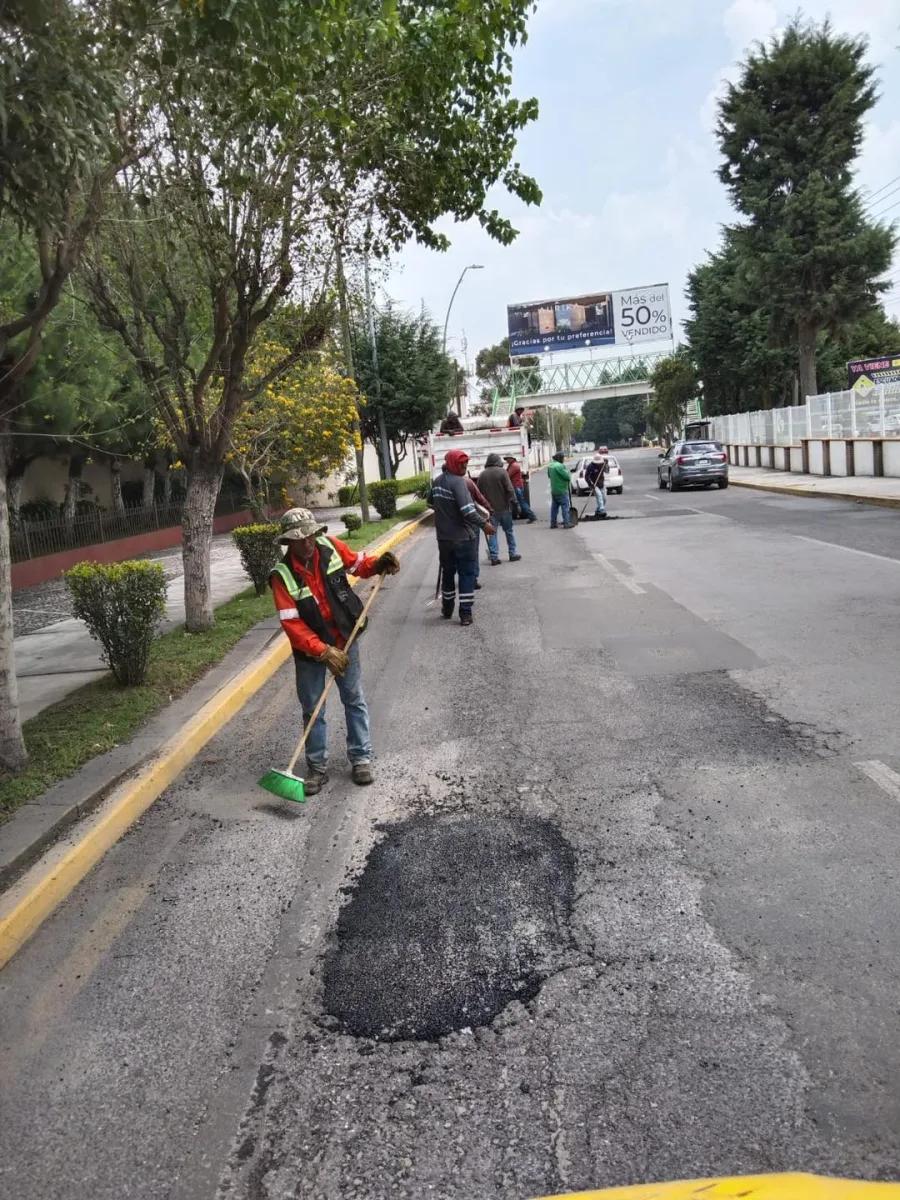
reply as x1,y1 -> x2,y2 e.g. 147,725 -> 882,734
374,550 -> 400,576
318,646 -> 349,677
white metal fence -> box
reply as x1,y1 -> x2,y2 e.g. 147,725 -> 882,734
709,385 -> 900,446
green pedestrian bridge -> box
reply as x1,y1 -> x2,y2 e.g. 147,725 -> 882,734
491,350 -> 671,416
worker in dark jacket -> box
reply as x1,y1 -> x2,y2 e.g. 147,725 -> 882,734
478,452 -> 521,565
439,410 -> 464,434
430,448 -> 493,626
270,507 -> 400,794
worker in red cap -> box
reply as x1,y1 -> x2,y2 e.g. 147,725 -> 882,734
429,448 -> 493,625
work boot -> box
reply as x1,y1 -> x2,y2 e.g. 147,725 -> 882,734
352,763 -> 374,786
460,612 -> 473,626
304,767 -> 329,796
509,554 -> 522,562
441,606 -> 454,620
490,558 -> 501,566
474,580 -> 482,590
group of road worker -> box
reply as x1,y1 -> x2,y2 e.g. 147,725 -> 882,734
266,409 -> 610,796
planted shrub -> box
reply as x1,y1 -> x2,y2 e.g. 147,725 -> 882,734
337,483 -> 359,506
232,523 -> 281,595
65,560 -> 167,686
398,471 -> 429,496
341,512 -> 362,532
368,478 -> 400,518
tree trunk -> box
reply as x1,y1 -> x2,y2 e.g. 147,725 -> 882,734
181,460 -> 223,632
63,455 -> 84,523
142,459 -> 156,509
109,457 -> 125,516
798,320 -> 818,404
161,466 -> 172,507
0,432 -> 27,773
7,463 -> 24,524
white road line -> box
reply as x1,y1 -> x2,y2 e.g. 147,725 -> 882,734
643,492 -> 663,502
855,760 -> 900,802
591,552 -> 645,594
794,535 -> 900,567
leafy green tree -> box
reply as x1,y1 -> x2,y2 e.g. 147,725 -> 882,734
0,0 -> 137,770
647,355 -> 698,443
354,306 -> 452,476
581,396 -> 648,446
474,337 -> 540,412
86,0 -> 542,633
716,18 -> 896,402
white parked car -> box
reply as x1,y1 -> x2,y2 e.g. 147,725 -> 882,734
570,451 -> 624,495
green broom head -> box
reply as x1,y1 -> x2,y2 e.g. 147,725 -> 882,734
257,768 -> 306,804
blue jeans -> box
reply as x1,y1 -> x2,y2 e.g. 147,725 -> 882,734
487,511 -> 518,560
294,641 -> 371,771
550,493 -> 571,528
514,486 -> 536,521
594,485 -> 606,515
439,538 -> 478,616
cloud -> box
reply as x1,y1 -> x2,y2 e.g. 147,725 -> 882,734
723,0 -> 778,49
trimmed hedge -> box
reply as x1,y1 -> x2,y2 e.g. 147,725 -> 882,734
232,523 -> 281,595
341,512 -> 363,532
367,478 -> 400,518
65,560 -> 167,685
338,471 -> 428,507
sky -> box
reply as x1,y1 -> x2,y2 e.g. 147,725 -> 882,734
386,0 -> 900,371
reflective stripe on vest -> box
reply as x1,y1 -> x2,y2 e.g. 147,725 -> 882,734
271,538 -> 343,601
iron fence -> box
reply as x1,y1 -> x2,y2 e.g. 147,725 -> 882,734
709,385 -> 900,447
10,493 -> 246,565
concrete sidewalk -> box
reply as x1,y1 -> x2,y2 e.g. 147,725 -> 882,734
729,464 -> 900,508
14,541 -> 251,721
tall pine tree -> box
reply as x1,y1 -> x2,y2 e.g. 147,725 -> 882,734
716,19 -> 896,401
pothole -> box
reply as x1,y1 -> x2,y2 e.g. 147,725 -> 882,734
322,814 -> 575,1041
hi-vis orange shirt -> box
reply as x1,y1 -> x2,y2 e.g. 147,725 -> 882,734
271,537 -> 379,658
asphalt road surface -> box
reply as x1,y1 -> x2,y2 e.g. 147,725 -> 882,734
4,448 -> 900,1199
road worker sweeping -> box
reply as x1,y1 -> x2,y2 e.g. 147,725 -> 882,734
269,508 -> 399,795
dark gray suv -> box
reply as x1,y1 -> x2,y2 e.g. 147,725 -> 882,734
658,441 -> 729,491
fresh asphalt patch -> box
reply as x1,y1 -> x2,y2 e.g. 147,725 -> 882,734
322,814 -> 576,1041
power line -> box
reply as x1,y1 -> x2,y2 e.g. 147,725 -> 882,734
862,174 -> 900,203
870,197 -> 900,221
866,183 -> 900,213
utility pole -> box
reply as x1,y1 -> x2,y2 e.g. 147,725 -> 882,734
335,243 -> 370,523
364,252 -> 392,480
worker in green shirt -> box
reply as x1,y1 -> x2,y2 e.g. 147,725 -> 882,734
548,451 -> 573,529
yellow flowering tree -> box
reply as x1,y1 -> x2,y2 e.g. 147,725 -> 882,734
228,344 -> 360,516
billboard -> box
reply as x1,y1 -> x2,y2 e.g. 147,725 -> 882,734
847,353 -> 900,392
507,283 -> 672,357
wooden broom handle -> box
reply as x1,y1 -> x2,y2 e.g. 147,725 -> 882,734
287,573 -> 387,774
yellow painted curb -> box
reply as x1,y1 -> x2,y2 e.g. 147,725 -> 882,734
730,478 -> 900,510
0,510 -> 432,970
533,1173 -> 900,1200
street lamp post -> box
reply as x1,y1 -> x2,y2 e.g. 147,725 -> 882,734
443,264 -> 483,415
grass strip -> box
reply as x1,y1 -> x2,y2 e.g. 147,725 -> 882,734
0,503 -> 429,823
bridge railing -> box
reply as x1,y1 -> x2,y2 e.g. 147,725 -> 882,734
492,351 -> 670,415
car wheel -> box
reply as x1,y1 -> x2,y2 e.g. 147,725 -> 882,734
669,475 -> 680,492
717,478 -> 729,489
658,474 -> 667,490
